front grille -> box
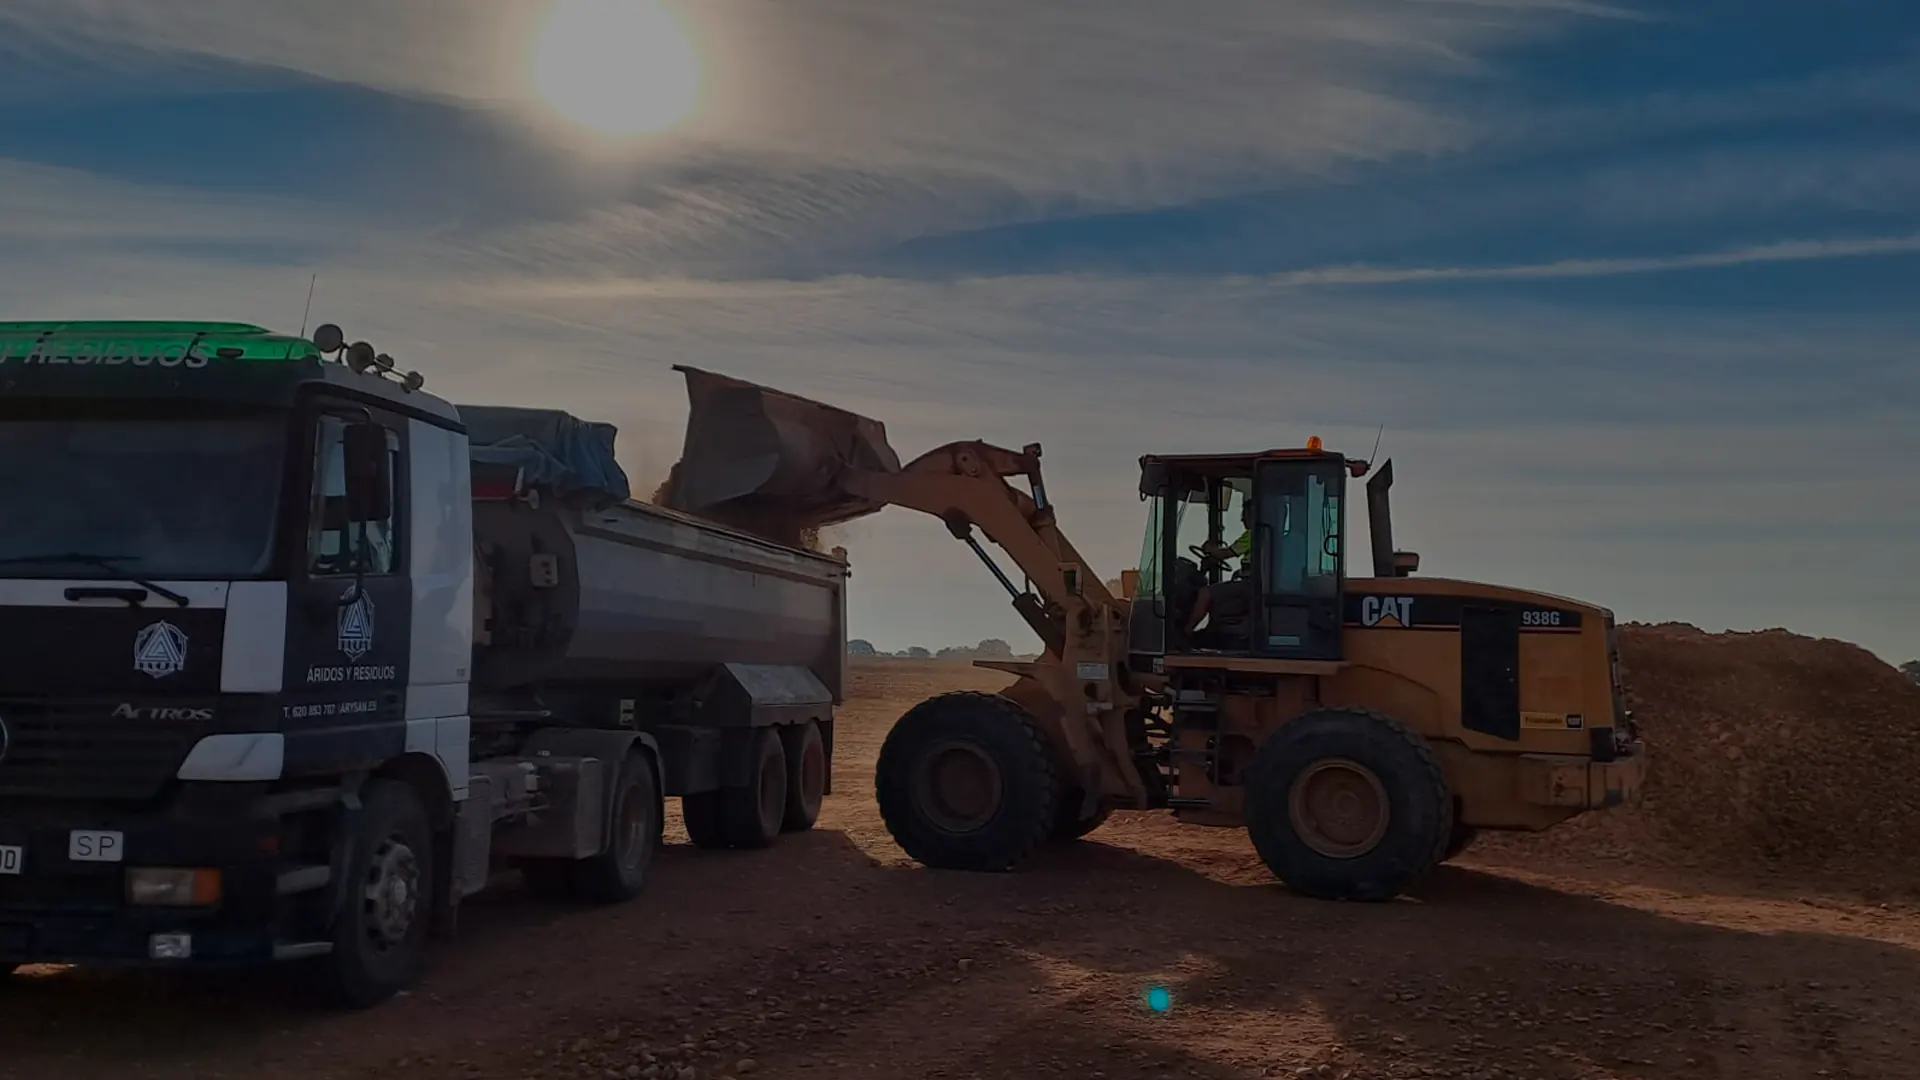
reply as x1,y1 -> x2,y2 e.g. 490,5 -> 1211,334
0,700 -> 208,802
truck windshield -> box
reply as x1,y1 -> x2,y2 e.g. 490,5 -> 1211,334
0,409 -> 284,579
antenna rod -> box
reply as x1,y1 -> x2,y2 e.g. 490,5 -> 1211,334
298,274 -> 318,337
1368,424 -> 1385,465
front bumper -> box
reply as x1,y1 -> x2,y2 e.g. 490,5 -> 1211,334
1518,741 -> 1648,811
0,813 -> 284,968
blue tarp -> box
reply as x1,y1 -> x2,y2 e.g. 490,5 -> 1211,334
457,404 -> 633,504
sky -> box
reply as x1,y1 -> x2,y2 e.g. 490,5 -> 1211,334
0,0 -> 1915,662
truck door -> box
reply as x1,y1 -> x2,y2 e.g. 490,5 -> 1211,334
1252,460 -> 1345,662
281,408 -> 413,753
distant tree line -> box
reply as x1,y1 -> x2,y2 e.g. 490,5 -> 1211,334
1903,660 -> 1920,685
848,638 -> 1025,661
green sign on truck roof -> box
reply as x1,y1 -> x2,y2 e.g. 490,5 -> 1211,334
0,320 -> 324,368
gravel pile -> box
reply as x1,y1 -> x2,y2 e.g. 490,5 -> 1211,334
1484,623 -> 1920,896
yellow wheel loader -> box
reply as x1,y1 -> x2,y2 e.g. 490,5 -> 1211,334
665,367 -> 1647,901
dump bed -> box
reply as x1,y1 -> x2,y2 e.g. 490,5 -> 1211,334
458,405 -> 849,701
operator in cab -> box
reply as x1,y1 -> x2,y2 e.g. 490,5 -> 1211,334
1184,499 -> 1257,646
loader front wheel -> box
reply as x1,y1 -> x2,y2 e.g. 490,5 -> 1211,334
876,691 -> 1059,872
1442,821 -> 1479,863
1245,707 -> 1451,902
1050,788 -> 1112,842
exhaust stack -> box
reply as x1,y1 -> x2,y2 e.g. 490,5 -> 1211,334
662,365 -> 902,543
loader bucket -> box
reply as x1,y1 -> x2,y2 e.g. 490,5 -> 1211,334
664,365 -> 902,541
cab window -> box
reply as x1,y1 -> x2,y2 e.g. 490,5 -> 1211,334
308,415 -> 400,575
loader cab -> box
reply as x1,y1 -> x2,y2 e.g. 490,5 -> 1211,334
1128,445 -> 1357,664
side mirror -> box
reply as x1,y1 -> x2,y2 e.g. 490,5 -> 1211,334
341,422 -> 393,523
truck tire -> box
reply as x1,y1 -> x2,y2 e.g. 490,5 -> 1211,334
684,728 -> 788,850
569,750 -> 663,904
318,779 -> 436,1008
875,691 -> 1058,872
780,720 -> 828,833
1243,707 -> 1451,902
721,727 -> 788,848
682,790 -> 729,850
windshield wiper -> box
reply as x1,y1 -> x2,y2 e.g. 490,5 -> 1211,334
0,552 -> 192,608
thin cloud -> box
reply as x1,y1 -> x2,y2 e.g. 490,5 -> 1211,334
0,0 -> 1620,204
1267,232 -> 1920,286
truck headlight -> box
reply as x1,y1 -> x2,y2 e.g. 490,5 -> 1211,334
126,868 -> 222,907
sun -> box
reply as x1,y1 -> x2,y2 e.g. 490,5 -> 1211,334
529,0 -> 703,141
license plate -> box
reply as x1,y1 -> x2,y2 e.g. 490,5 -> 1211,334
68,830 -> 124,863
0,845 -> 20,875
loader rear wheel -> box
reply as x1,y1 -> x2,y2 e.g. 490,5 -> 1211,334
1245,707 -> 1451,902
876,691 -> 1058,872
780,720 -> 828,833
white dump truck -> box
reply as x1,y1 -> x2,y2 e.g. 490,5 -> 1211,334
0,320 -> 854,1006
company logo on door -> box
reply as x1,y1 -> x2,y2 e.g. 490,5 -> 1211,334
133,620 -> 188,678
338,587 -> 375,660
1360,596 -> 1416,628
306,587 -> 394,683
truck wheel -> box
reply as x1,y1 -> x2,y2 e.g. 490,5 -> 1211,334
719,727 -> 788,849
571,750 -> 663,904
319,779 -> 436,1008
875,691 -> 1058,872
682,790 -> 730,850
1244,707 -> 1451,902
1049,788 -> 1111,842
780,720 -> 828,833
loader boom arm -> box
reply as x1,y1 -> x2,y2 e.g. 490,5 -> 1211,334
665,366 -> 1149,807
841,440 -> 1116,654
838,439 -> 1150,806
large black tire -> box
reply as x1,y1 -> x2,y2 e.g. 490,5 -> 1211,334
1049,788 -> 1112,843
682,789 -> 730,850
722,728 -> 788,849
875,691 -> 1058,872
1244,707 -> 1451,902
317,779 -> 436,1008
684,728 -> 788,850
780,721 -> 828,833
570,751 -> 663,904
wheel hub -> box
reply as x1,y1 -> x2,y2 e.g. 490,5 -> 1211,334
362,836 -> 421,949
914,740 -> 1004,834
1288,758 -> 1391,859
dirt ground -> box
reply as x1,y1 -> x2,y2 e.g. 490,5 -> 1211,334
5,658 -> 1918,1080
